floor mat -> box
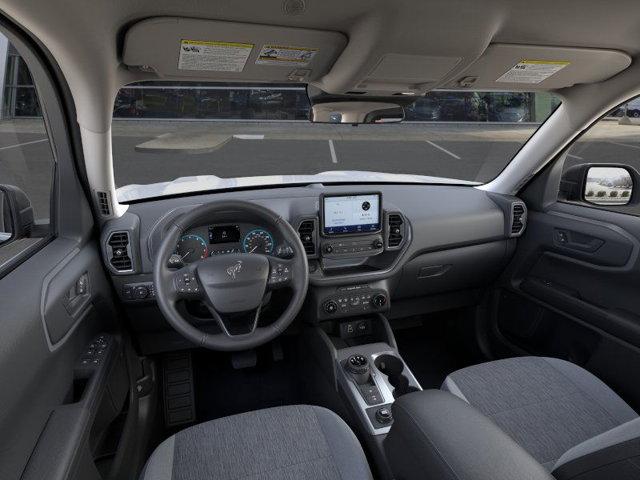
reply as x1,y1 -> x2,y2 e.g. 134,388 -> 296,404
394,311 -> 486,389
191,340 -> 304,422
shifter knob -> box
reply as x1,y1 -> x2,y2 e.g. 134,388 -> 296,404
345,354 -> 371,384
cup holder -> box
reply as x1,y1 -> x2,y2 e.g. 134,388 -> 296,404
374,354 -> 419,398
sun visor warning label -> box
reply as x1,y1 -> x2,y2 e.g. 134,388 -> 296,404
496,60 -> 570,84
178,40 -> 253,72
256,45 -> 318,66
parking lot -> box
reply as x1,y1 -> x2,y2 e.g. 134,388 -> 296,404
3,118 -> 640,218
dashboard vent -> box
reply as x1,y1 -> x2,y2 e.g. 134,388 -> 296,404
387,213 -> 405,248
511,203 -> 527,236
96,191 -> 111,216
107,231 -> 133,271
298,220 -> 316,256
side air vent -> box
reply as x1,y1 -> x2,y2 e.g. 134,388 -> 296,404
298,220 -> 317,256
511,203 -> 527,236
387,213 -> 405,249
96,191 -> 111,216
107,231 -> 133,272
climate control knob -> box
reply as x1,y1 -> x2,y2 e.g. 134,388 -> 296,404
324,244 -> 334,254
373,239 -> 384,249
324,300 -> 338,314
372,294 -> 387,308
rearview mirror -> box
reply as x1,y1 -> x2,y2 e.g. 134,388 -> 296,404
584,167 -> 633,206
310,101 -> 405,124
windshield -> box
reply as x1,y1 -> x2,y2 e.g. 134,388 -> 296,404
112,83 -> 560,202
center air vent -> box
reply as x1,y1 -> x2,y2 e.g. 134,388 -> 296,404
298,219 -> 317,256
511,203 -> 527,236
387,213 -> 405,248
107,231 -> 133,272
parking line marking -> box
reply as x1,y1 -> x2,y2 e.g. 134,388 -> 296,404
426,140 -> 461,160
328,139 -> 338,163
0,138 -> 48,151
233,134 -> 264,140
567,153 -> 583,160
608,141 -> 640,151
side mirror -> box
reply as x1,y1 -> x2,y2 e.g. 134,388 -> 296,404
560,164 -> 636,207
0,185 -> 34,245
584,166 -> 633,206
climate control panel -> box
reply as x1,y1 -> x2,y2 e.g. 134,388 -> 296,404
321,234 -> 384,259
320,285 -> 389,319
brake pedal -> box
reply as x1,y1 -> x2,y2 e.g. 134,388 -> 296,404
231,349 -> 257,369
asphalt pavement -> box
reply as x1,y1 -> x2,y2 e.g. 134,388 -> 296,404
3,119 -> 640,220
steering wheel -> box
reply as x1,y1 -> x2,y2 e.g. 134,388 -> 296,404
153,200 -> 309,351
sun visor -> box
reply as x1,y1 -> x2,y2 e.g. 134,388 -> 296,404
122,17 -> 347,83
443,44 -> 631,91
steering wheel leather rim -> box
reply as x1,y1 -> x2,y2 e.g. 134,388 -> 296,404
153,200 -> 309,351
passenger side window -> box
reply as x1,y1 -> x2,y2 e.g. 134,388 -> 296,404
560,98 -> 640,216
0,33 -> 55,268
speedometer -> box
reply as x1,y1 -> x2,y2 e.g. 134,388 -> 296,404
242,229 -> 274,255
176,234 -> 208,263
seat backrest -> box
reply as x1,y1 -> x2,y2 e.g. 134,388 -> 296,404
552,417 -> 640,479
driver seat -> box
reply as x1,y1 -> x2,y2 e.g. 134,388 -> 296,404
140,405 -> 373,480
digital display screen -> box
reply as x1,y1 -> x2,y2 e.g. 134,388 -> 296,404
322,193 -> 381,235
208,225 -> 241,244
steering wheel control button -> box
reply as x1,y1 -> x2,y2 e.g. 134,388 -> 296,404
175,273 -> 200,295
268,262 -> 291,287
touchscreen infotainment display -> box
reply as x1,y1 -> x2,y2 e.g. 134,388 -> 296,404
322,193 -> 381,235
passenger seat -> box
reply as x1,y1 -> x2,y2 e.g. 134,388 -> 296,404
443,357 -> 640,478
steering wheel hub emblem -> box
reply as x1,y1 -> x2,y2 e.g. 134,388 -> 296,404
226,260 -> 243,280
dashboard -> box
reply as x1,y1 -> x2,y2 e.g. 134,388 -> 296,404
100,184 -> 527,354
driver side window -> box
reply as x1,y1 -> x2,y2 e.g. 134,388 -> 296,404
0,33 -> 55,271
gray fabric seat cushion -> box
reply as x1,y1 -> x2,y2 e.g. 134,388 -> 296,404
442,357 -> 638,470
141,405 -> 373,480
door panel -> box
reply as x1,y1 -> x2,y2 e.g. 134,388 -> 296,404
0,237 -> 121,479
493,201 -> 640,409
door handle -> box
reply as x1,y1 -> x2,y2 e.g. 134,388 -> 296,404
63,272 -> 91,317
554,229 -> 604,253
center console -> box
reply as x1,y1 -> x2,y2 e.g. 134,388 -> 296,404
304,315 -> 422,479
337,343 -> 422,435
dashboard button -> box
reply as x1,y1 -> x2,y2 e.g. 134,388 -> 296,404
134,286 -> 149,299
324,301 -> 338,314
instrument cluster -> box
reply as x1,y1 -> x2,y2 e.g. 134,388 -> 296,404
171,224 -> 282,266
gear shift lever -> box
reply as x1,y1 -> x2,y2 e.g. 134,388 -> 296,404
345,354 -> 371,384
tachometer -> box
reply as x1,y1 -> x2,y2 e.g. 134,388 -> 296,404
176,234 -> 208,263
243,229 -> 274,255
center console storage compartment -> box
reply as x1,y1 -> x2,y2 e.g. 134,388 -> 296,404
384,390 -> 554,480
